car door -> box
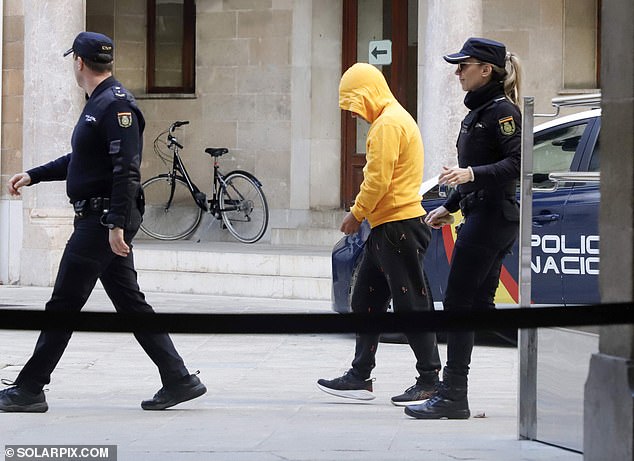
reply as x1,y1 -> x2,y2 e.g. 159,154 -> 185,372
529,117 -> 596,304
533,114 -> 600,453
558,116 -> 600,304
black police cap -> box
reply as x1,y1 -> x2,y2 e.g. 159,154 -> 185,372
444,37 -> 506,68
63,32 -> 114,63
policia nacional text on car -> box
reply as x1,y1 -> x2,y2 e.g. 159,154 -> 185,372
1,32 -> 206,413
407,38 -> 522,419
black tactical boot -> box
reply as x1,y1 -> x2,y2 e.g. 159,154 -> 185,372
404,371 -> 469,419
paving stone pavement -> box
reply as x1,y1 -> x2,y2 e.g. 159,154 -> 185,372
0,286 -> 582,461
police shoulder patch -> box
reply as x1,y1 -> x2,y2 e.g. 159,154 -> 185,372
498,116 -> 516,136
113,86 -> 127,99
117,112 -> 133,128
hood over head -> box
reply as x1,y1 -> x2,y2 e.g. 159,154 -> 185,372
339,63 -> 395,123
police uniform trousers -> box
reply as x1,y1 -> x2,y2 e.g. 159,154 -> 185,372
442,203 -> 518,380
350,216 -> 441,382
14,213 -> 189,394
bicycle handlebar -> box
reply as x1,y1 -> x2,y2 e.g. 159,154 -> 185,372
169,120 -> 190,133
167,121 -> 189,150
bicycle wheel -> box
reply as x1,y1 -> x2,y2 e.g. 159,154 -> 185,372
219,171 -> 269,243
140,175 -> 203,240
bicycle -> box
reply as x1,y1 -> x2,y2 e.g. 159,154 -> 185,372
140,121 -> 269,243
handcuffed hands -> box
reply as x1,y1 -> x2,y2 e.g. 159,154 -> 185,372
424,206 -> 454,229
340,211 -> 362,235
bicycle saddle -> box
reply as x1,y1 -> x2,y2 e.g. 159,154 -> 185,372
205,147 -> 229,157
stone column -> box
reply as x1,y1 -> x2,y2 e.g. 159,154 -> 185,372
309,0 -> 341,210
418,0 -> 482,180
20,1 -> 85,285
290,0 -> 312,211
584,0 -> 634,460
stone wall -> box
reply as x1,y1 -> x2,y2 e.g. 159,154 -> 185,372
0,1 -> 605,284
1,0 -> 24,198
90,0 -> 344,242
0,0 -> 24,284
423,0 -> 601,178
90,0 -> 600,220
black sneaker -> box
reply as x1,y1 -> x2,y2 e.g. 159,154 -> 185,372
391,380 -> 436,406
0,386 -> 48,413
317,371 -> 375,400
404,393 -> 470,419
141,373 -> 207,411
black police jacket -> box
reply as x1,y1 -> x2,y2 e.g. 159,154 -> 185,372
27,76 -> 146,230
444,81 -> 521,215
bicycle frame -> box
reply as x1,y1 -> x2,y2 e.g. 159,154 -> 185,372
166,145 -> 208,212
164,142 -> 246,222
210,159 -> 240,215
168,144 -> 249,219
213,166 -> 264,217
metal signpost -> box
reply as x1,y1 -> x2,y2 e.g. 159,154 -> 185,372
517,92 -> 601,447
518,96 -> 536,440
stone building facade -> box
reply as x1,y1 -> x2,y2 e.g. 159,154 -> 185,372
0,0 -> 601,285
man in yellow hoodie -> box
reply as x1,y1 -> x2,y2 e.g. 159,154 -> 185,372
317,63 -> 441,405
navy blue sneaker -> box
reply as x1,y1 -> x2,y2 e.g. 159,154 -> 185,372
317,371 -> 375,400
391,380 -> 437,406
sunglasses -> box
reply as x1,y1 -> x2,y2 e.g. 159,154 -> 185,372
456,62 -> 485,72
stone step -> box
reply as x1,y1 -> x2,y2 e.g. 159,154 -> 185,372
174,209 -> 345,247
133,240 -> 333,300
270,227 -> 343,246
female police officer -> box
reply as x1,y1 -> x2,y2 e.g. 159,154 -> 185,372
1,32 -> 206,412
405,37 -> 522,419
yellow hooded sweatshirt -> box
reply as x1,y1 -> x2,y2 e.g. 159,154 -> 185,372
339,63 -> 425,228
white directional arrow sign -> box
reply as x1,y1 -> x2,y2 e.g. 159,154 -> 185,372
368,40 -> 392,65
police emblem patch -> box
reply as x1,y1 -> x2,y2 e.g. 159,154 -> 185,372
117,112 -> 132,128
498,116 -> 515,136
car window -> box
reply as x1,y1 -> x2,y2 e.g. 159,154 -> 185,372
532,122 -> 589,188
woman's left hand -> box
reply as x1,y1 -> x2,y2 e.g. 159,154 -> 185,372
438,165 -> 472,187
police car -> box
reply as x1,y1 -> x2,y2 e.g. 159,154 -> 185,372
332,95 -> 601,322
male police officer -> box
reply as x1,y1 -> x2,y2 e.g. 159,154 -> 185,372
1,32 -> 206,412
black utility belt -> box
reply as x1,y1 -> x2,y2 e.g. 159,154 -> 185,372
72,197 -> 110,217
459,190 -> 515,216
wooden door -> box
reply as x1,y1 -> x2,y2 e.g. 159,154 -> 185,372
340,0 -> 417,208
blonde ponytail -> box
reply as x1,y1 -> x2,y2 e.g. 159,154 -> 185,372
504,52 -> 522,106
491,52 -> 522,107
